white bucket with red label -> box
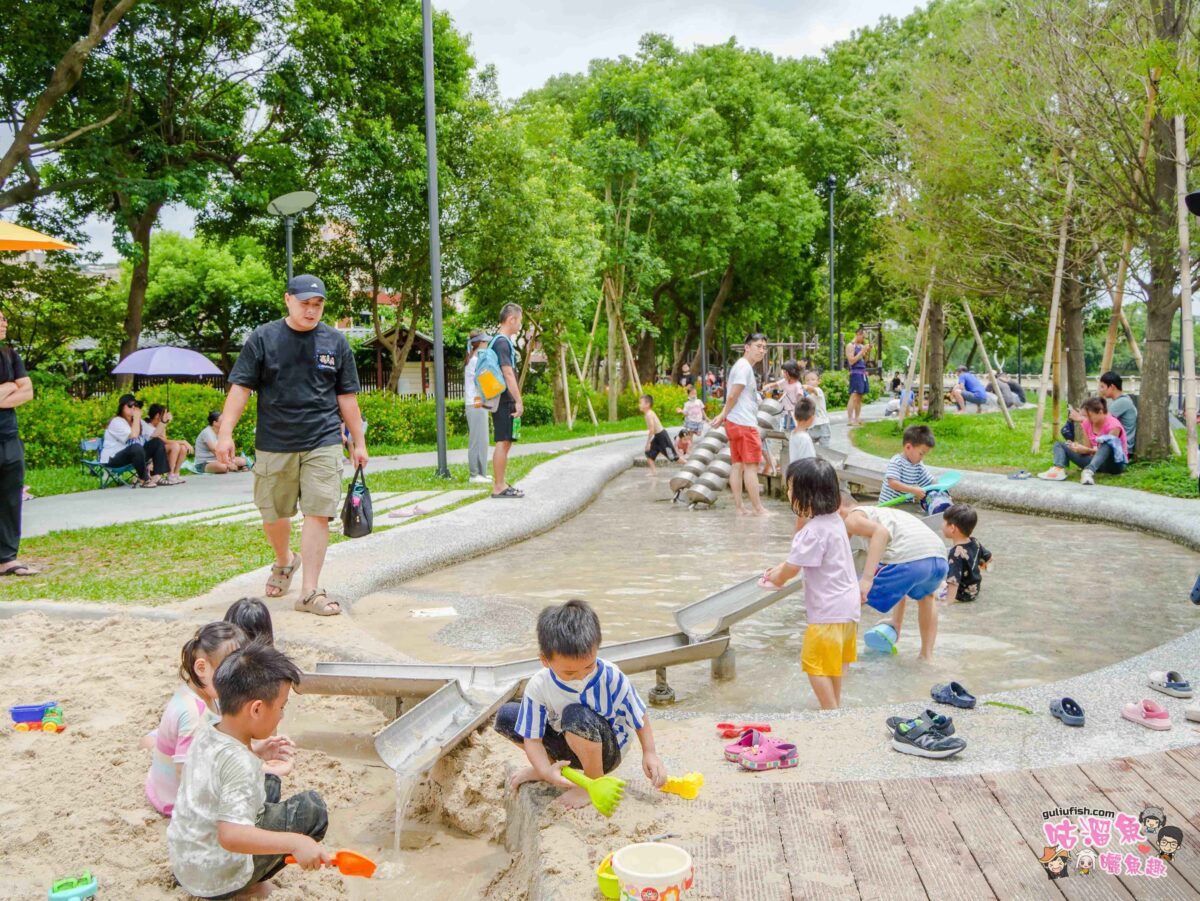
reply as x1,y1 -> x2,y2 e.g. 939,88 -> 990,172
611,842 -> 693,901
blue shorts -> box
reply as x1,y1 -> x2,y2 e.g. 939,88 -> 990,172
849,372 -> 869,395
866,557 -> 949,613
960,389 -> 988,405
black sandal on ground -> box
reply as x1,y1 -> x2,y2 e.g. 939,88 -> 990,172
491,486 -> 525,499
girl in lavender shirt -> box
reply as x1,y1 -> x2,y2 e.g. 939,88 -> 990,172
763,457 -> 861,709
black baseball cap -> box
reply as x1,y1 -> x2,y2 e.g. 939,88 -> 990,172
287,274 -> 326,300
118,393 -> 142,409
1187,191 -> 1200,217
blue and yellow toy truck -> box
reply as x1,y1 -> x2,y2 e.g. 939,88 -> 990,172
10,701 -> 66,733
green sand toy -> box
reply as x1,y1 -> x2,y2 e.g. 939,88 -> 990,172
561,766 -> 626,817
879,471 -> 961,508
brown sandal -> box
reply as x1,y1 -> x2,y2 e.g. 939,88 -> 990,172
294,588 -> 341,616
265,552 -> 300,598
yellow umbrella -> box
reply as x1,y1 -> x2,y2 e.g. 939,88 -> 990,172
0,221 -> 76,251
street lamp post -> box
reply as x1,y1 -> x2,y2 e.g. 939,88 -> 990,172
826,176 -> 836,370
699,280 -> 707,403
421,0 -> 450,478
267,191 -> 317,282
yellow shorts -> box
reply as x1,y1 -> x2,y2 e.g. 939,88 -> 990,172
253,444 -> 343,522
801,622 -> 858,677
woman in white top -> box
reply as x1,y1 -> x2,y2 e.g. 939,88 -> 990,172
100,393 -> 169,487
463,330 -> 492,484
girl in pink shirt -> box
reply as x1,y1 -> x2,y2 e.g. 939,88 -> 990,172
1039,395 -> 1128,484
763,457 -> 861,709
143,622 -> 246,815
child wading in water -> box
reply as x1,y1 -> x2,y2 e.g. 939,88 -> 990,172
763,458 -> 861,709
840,494 -> 948,661
494,600 -> 667,809
942,503 -> 991,601
640,393 -> 678,475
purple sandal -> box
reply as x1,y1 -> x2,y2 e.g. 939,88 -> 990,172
739,741 -> 799,771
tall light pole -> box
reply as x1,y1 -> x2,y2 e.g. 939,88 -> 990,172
826,175 -> 836,370
685,268 -> 714,402
422,0 -> 449,478
267,191 -> 317,281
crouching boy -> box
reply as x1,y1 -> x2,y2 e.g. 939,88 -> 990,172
495,599 -> 668,809
168,643 -> 329,899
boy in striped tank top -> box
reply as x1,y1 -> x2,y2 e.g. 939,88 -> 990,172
494,600 -> 668,809
879,425 -> 952,514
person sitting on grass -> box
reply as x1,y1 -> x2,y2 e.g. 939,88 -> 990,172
143,404 -> 192,484
762,458 -> 861,710
879,424 -> 951,514
168,643 -> 327,900
494,599 -> 667,810
949,366 -> 990,413
101,394 -> 168,488
640,393 -> 678,475
195,412 -> 249,474
1038,396 -> 1128,485
839,492 -> 948,661
788,397 -> 817,466
941,503 -> 992,602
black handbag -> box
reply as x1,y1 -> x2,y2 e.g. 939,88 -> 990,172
341,466 -> 373,538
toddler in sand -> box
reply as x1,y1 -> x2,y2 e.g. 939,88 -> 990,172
225,597 -> 274,645
762,458 -> 861,710
169,644 -> 329,899
494,600 -> 668,809
143,623 -> 246,816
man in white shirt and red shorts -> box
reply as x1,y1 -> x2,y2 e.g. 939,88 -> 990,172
711,333 -> 770,516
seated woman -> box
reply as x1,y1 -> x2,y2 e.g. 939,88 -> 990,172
101,394 -> 169,488
142,404 -> 190,485
194,411 -> 249,473
1038,396 -> 1128,485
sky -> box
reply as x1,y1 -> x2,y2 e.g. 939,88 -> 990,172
61,0 -> 919,261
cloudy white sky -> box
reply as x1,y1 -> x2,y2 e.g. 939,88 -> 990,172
68,0 -> 918,260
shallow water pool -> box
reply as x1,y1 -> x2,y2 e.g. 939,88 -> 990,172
355,471 -> 1200,712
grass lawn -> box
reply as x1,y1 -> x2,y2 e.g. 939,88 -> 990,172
6,453 -> 555,604
22,417 -> 642,499
851,408 -> 1197,498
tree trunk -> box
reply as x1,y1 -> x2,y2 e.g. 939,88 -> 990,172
1139,98 -> 1180,460
549,339 -> 568,423
1060,271 -> 1088,407
606,295 -> 618,421
926,299 -> 946,419
689,262 -> 735,374
671,321 -> 697,382
116,199 -> 164,387
636,329 -> 656,386
387,302 -> 420,393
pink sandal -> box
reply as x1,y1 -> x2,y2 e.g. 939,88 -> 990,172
723,729 -> 788,762
1122,700 -> 1171,731
739,741 -> 798,771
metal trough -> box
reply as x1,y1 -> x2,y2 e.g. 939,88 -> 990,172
686,447 -> 715,465
696,471 -> 726,492
686,483 -> 717,505
669,471 -> 697,493
759,398 -> 783,417
675,573 -> 805,641
373,679 -> 518,776
707,460 -> 732,480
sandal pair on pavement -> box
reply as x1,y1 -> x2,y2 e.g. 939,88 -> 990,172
265,552 -> 341,615
723,728 -> 797,772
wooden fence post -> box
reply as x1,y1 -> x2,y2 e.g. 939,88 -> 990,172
1032,166 -> 1075,454
898,271 -> 934,431
962,299 -> 1014,428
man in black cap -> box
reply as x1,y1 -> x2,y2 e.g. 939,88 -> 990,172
216,274 -> 366,615
0,311 -> 35,575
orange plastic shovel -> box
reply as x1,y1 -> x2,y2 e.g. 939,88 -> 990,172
283,849 -> 377,878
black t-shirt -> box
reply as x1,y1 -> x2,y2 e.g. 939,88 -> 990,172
493,334 -> 517,402
0,346 -> 28,440
680,373 -> 696,388
229,319 -> 359,453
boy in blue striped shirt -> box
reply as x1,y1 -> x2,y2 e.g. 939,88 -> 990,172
494,599 -> 667,810
879,425 -> 951,513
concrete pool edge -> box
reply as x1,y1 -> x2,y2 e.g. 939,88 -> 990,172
180,438 -> 643,619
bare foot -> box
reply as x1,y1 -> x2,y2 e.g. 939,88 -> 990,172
917,653 -> 934,663
507,766 -> 539,792
752,507 -> 772,517
734,507 -> 748,516
557,786 -> 592,810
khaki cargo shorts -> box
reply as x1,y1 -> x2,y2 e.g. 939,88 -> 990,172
253,444 -> 343,522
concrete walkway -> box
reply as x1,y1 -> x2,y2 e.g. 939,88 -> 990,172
21,432 -> 639,537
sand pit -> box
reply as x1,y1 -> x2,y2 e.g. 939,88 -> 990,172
0,613 -> 510,901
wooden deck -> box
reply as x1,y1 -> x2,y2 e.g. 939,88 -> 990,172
690,746 -> 1200,900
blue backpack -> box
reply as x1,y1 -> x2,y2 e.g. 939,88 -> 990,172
474,334 -> 512,411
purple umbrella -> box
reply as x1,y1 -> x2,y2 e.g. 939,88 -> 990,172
112,346 -> 223,377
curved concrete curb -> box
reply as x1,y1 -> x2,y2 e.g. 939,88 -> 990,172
183,439 -> 641,616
